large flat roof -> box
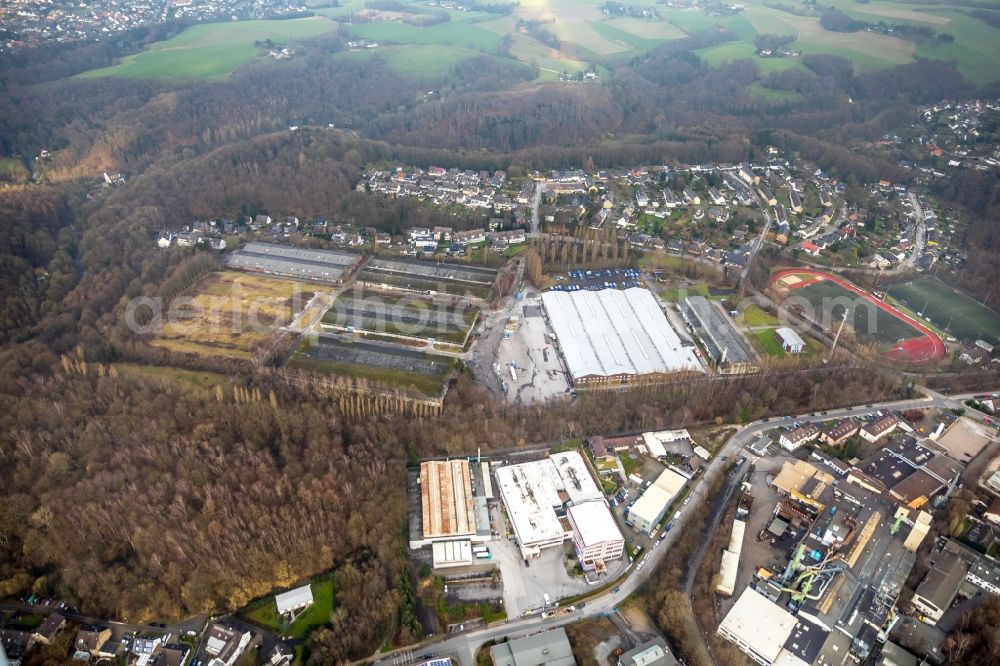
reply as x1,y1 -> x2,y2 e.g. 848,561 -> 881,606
568,500 -> 623,547
718,590 -> 798,664
495,460 -> 567,548
630,485 -> 672,527
226,242 -> 360,282
421,460 -> 476,539
542,288 -> 703,381
550,451 -> 604,504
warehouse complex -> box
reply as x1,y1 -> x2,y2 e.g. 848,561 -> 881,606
409,459 -> 491,552
679,296 -> 758,374
627,468 -> 688,534
225,242 -> 361,283
540,288 -> 703,385
494,451 -> 623,565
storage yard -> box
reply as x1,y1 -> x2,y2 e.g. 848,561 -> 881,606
541,287 -> 703,385
225,241 -> 361,284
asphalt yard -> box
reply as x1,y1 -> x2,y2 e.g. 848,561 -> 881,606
495,292 -> 571,404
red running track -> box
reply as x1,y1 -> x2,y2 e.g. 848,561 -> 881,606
770,268 -> 946,364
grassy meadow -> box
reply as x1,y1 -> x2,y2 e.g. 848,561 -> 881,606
75,0 -> 1000,86
78,17 -> 339,79
150,271 -> 317,360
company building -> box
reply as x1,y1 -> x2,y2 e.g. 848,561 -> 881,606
627,468 -> 688,534
541,288 -> 703,385
566,500 -> 625,572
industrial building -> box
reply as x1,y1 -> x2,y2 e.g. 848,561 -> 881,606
494,451 -> 606,560
490,628 -> 576,666
567,500 -> 625,572
716,519 -> 746,597
224,242 -> 361,284
409,459 -> 491,552
617,639 -> 679,666
541,288 -> 703,385
911,549 -> 967,624
679,296 -> 758,374
717,590 -> 800,665
627,468 -> 688,534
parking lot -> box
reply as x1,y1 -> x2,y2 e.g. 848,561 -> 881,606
489,535 -> 592,618
494,292 -> 571,404
549,267 -> 644,292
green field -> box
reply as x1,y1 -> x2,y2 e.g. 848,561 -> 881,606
115,363 -> 228,390
888,277 -> 1000,344
335,44 -> 522,78
791,279 -> 921,347
78,18 -> 339,79
750,329 -> 786,358
241,578 -> 335,639
740,304 -> 781,327
344,19 -> 503,52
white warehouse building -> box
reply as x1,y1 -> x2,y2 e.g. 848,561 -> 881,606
567,500 -> 625,572
627,468 -> 688,534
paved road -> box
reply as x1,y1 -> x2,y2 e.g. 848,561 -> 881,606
366,386 -> 999,666
530,182 -> 543,235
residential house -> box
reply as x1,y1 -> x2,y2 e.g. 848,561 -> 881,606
820,419 -> 859,446
74,625 -> 112,657
453,229 -> 487,246
31,614 -> 65,645
152,643 -> 191,666
0,628 -> 32,665
801,241 -> 821,257
860,414 -> 900,443
200,622 -> 252,666
132,633 -> 164,658
779,424 -> 820,452
433,226 -> 453,241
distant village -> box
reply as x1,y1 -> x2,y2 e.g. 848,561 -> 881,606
0,0 -> 311,53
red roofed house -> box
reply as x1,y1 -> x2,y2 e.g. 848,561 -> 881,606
802,241 -> 821,256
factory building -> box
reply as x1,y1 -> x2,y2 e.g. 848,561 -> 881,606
494,451 -> 613,562
627,468 -> 688,534
541,288 -> 703,385
409,459 -> 491,552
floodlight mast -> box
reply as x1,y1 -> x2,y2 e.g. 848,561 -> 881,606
826,310 -> 848,364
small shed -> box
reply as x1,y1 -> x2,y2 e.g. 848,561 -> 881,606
775,327 -> 806,353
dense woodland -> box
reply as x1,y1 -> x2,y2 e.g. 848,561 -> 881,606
0,15 -> 999,663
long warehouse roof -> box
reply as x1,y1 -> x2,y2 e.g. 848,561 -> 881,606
541,288 -> 703,380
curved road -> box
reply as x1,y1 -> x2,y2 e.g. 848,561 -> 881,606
368,387 -> 998,666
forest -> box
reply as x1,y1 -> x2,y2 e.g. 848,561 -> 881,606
0,12 -> 999,664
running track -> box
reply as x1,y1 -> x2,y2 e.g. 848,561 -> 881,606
770,268 -> 947,364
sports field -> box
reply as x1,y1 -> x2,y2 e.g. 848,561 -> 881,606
151,272 -> 317,360
78,18 -> 339,79
888,277 -> 1000,345
771,268 -> 946,363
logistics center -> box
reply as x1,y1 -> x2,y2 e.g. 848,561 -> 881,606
541,288 -> 703,385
